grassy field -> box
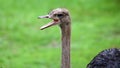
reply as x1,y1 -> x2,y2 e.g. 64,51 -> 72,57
0,0 -> 120,68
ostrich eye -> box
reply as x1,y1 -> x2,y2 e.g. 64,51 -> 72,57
57,14 -> 64,17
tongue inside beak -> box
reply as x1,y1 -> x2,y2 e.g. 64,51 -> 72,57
40,19 -> 59,30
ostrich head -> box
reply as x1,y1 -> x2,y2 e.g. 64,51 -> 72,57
38,8 -> 71,30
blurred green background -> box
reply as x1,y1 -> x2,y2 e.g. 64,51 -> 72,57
0,0 -> 120,68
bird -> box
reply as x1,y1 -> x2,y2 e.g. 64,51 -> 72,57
87,48 -> 120,68
38,8 -> 71,68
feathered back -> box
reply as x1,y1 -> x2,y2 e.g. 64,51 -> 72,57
87,48 -> 120,68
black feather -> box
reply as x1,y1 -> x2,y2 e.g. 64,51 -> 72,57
87,48 -> 120,68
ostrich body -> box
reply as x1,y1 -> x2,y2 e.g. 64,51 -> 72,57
87,48 -> 120,68
38,8 -> 71,68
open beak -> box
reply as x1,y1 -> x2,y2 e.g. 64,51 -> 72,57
38,15 -> 60,30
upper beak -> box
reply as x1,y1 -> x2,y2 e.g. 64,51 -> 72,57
38,15 -> 60,30
38,15 -> 49,19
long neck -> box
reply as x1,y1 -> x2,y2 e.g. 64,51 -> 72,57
60,23 -> 71,68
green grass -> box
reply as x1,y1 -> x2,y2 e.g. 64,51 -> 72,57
0,0 -> 120,68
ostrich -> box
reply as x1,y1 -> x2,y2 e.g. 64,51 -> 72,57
38,8 -> 71,68
87,48 -> 120,68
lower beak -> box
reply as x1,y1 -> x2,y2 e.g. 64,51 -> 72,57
38,15 -> 60,30
40,21 -> 57,30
